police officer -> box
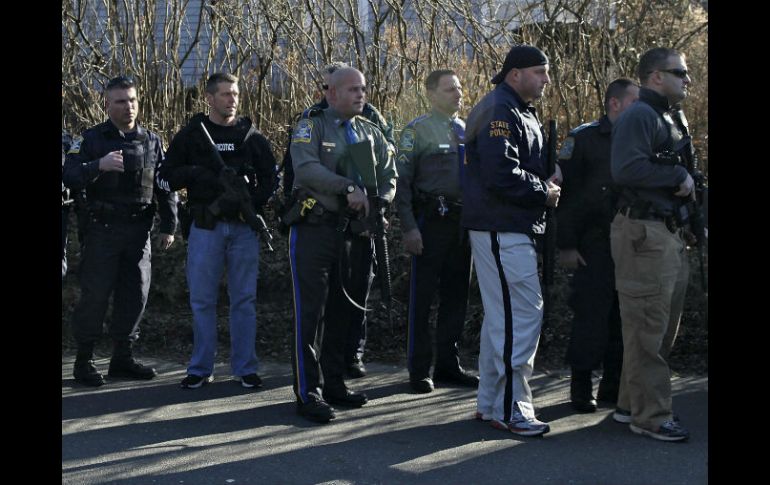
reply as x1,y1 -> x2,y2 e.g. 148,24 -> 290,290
281,61 -> 395,379
396,69 -> 478,394
157,72 -> 277,390
62,130 -> 74,281
63,76 -> 178,387
288,67 -> 397,423
556,78 -> 639,413
462,45 -> 560,437
610,48 -> 694,442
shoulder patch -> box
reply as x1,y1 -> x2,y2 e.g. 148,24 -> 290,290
569,120 -> 600,136
488,120 -> 511,138
399,128 -> 416,152
291,119 -> 313,144
407,113 -> 430,128
67,135 -> 83,154
558,136 -> 575,160
301,106 -> 323,119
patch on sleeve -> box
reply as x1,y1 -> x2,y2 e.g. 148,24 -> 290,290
488,121 -> 510,138
67,136 -> 83,154
399,128 -> 415,152
291,119 -> 313,144
397,153 -> 409,166
558,136 -> 575,160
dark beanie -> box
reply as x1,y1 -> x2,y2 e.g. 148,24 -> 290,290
490,45 -> 549,84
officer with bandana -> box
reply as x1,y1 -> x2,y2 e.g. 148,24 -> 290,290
461,45 -> 560,437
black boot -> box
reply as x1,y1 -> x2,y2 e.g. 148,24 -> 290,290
108,340 -> 157,380
570,369 -> 597,413
73,343 -> 105,387
597,371 -> 620,404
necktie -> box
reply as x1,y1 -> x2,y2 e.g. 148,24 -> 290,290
343,119 -> 364,188
344,119 -> 359,144
451,120 -> 466,186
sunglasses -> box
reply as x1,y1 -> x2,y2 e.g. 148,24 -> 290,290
106,76 -> 135,88
657,68 -> 689,79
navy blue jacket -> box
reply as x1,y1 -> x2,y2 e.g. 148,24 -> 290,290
461,82 -> 549,235
63,120 -> 177,234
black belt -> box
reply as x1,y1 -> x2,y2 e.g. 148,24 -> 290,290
305,210 -> 339,226
618,206 -> 679,233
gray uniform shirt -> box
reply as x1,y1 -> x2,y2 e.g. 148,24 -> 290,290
395,110 -> 465,232
290,107 -> 397,213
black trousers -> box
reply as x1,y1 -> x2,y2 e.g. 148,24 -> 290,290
289,220 -> 372,403
566,234 -> 623,376
71,216 -> 153,346
343,235 -> 374,365
406,213 -> 472,379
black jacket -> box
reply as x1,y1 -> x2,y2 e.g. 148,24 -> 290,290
158,113 -> 277,212
63,120 -> 177,234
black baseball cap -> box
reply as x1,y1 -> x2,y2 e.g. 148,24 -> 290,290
491,45 -> 549,84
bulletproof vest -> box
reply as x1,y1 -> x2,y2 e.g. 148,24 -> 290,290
656,108 -> 684,155
89,128 -> 156,205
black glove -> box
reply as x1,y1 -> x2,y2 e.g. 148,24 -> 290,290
216,192 -> 242,220
188,166 -> 221,200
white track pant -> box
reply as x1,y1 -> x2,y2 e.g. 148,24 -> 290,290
469,230 -> 543,422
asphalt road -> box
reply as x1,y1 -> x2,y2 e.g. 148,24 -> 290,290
62,355 -> 708,485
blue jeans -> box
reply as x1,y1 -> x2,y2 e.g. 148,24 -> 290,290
186,220 -> 260,377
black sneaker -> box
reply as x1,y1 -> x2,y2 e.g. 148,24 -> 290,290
180,374 -> 214,389
297,400 -> 336,423
630,420 -> 689,442
73,360 -> 105,387
108,357 -> 157,380
239,374 -> 263,388
409,376 -> 434,394
612,408 -> 632,423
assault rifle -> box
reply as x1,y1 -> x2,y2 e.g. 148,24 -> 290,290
199,122 -> 274,251
670,109 -> 707,292
542,120 -> 558,331
348,139 -> 394,327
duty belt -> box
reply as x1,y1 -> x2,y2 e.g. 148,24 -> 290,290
89,201 -> 152,222
416,194 -> 462,218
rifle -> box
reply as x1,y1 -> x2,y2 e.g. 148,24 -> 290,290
542,120 -> 558,330
670,109 -> 707,292
199,122 -> 274,251
347,139 -> 394,327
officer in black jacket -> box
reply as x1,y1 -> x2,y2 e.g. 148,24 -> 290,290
63,76 -> 178,387
556,78 -> 639,412
157,72 -> 277,390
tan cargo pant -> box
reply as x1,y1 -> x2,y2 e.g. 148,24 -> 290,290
610,212 -> 689,431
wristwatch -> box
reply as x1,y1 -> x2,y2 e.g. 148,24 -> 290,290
345,184 -> 356,194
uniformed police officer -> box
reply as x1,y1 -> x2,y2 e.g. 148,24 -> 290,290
62,130 -> 74,281
281,61 -> 395,379
288,67 -> 397,423
610,48 -> 694,442
395,69 -> 478,394
462,45 -> 560,437
556,78 -> 639,413
63,76 -> 178,387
